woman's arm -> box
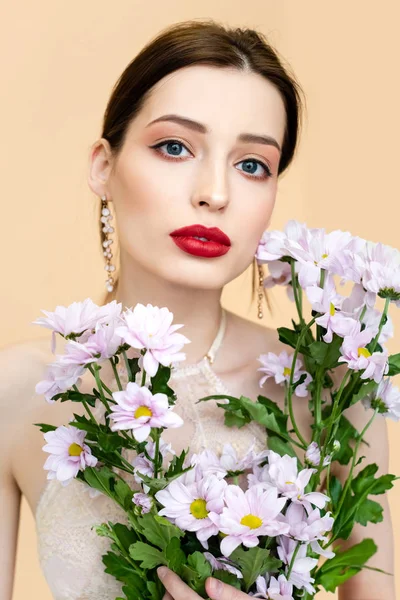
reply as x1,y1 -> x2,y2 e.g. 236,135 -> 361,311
330,399 -> 396,600
0,345 -> 24,600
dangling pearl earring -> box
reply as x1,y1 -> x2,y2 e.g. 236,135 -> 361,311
100,195 -> 115,292
257,263 -> 265,319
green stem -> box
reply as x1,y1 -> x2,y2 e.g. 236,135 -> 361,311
286,542 -> 301,579
315,370 -> 351,485
72,384 -> 97,424
122,350 -> 133,382
153,430 -> 161,479
334,408 -> 378,518
287,317 -> 316,448
312,367 -> 323,441
369,297 -> 390,354
291,259 -> 305,326
88,364 -> 112,412
110,358 -> 123,391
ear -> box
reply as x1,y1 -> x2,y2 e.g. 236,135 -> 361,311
87,138 -> 115,199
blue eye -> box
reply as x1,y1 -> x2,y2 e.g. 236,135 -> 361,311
150,138 -> 272,180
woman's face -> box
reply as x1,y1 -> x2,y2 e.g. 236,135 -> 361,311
89,65 -> 286,290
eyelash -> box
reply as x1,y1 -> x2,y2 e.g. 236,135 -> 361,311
149,138 -> 273,180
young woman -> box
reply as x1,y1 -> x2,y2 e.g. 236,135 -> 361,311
1,19 -> 395,600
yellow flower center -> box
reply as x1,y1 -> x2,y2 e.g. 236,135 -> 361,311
283,367 -> 291,377
190,499 -> 208,519
285,480 -> 295,485
240,514 -> 263,529
330,302 -> 335,316
134,406 -> 153,419
69,442 -> 83,456
322,253 -> 328,259
358,347 -> 371,358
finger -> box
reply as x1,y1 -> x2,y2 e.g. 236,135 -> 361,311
206,577 -> 249,600
157,567 -> 199,599
162,593 -> 174,600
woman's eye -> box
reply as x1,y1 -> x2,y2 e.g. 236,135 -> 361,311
150,139 -> 272,180
237,159 -> 272,180
150,139 -> 191,159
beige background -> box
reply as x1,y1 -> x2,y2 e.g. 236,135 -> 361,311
2,1 -> 399,598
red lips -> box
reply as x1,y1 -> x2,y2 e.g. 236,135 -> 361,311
170,224 -> 231,258
170,224 -> 231,246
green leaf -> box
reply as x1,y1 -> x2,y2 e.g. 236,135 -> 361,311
316,538 -> 377,593
129,541 -> 167,569
309,335 -> 343,369
257,396 -> 285,418
165,450 -> 189,478
101,550 -> 146,592
329,476 -> 342,511
348,380 -> 378,408
181,551 -> 212,596
33,422 -> 57,433
229,547 -> 281,592
212,569 -> 241,589
136,513 -> 184,550
388,352 -> 400,376
150,364 -> 176,400
68,413 -> 99,436
351,463 -> 397,496
331,415 -> 358,465
277,327 -> 311,356
82,466 -> 133,511
267,433 -> 299,462
224,411 -> 248,428
146,579 -> 165,600
98,430 -> 125,453
166,537 -> 186,575
354,498 -> 384,526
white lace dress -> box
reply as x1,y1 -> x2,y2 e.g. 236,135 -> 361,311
35,313 -> 267,599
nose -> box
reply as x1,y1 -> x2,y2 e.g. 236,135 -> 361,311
191,158 -> 229,212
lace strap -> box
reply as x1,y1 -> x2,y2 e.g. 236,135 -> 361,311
204,308 -> 226,365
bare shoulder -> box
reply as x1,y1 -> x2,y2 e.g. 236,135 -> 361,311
224,310 -> 286,370
0,338 -> 55,430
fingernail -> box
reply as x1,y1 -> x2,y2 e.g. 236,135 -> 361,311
208,577 -> 223,597
157,566 -> 168,580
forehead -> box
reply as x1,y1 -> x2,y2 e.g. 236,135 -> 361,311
132,65 -> 286,146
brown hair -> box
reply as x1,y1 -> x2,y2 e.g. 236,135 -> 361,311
96,19 -> 306,309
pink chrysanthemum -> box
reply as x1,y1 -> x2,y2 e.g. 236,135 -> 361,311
42,424 -> 98,486
110,382 -> 183,442
210,484 -> 289,557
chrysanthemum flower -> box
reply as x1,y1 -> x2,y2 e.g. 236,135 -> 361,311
250,573 -> 293,599
209,484 -> 289,557
277,536 -> 317,594
155,475 -> 227,548
110,382 -> 183,442
362,378 -> 400,421
35,361 -> 86,403
250,451 -> 329,514
42,424 -> 98,486
284,503 -> 334,558
203,552 -> 243,579
132,492 -> 153,514
257,351 -> 312,397
339,325 -> 389,383
305,442 -> 331,468
115,303 -> 190,377
33,298 -> 122,353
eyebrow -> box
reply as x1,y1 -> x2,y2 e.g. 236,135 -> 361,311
146,113 -> 281,153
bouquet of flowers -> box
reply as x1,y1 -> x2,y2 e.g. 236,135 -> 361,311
33,220 -> 399,599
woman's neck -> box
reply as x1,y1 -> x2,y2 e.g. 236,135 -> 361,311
115,267 -> 225,366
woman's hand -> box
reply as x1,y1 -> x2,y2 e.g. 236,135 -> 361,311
158,566 -> 250,600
